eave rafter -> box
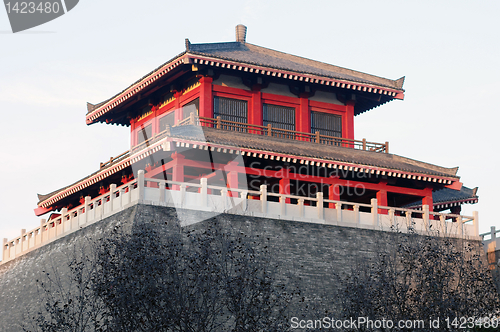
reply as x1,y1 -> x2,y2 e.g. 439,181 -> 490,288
37,136 -> 458,213
435,198 -> 479,209
37,158 -> 132,210
133,137 -> 459,186
85,56 -> 190,125
189,55 -> 404,99
85,53 -> 405,126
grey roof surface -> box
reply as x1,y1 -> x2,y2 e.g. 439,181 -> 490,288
39,125 -> 458,207
171,125 -> 458,178
405,186 -> 478,208
37,152 -> 130,205
87,35 -> 404,125
188,42 -> 404,90
433,186 -> 478,204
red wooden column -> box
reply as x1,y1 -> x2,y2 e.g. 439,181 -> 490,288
226,161 -> 239,197
151,104 -> 158,134
173,91 -> 182,124
422,192 -> 435,219
199,76 -> 213,120
277,167 -> 290,203
329,184 -> 341,209
422,195 -> 433,212
345,100 -> 355,141
297,93 -> 310,139
250,87 -> 262,133
129,118 -> 135,147
377,189 -> 388,214
279,179 -> 291,204
171,152 -> 185,190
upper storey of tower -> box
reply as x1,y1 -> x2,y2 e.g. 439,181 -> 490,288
85,25 -> 405,128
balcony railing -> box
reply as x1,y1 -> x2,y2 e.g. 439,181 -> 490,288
197,114 -> 388,153
2,170 -> 479,265
131,113 -> 389,153
99,150 -> 130,169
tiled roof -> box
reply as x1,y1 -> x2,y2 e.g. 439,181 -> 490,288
405,186 -> 479,209
36,152 -> 131,208
37,126 -> 459,209
188,41 -> 404,91
172,125 -> 458,178
433,186 -> 478,204
86,39 -> 405,125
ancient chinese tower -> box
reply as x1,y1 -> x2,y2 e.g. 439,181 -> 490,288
2,25 -> 480,263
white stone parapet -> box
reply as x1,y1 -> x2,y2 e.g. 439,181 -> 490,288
481,226 -> 500,255
1,170 -> 479,265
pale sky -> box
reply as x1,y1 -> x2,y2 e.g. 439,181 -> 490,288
1,0 -> 499,246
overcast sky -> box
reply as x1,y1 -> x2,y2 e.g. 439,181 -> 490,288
1,0 -> 499,246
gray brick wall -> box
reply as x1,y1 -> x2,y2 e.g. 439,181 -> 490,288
0,204 -> 487,331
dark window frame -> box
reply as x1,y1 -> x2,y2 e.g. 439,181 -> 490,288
263,103 -> 296,131
213,96 -> 248,123
311,111 -> 342,138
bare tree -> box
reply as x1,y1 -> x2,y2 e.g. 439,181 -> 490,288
24,217 -> 295,332
23,242 -> 108,332
339,227 -> 499,332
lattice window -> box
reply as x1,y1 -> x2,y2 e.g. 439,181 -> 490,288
263,104 -> 295,131
213,97 -> 248,123
311,111 -> 342,138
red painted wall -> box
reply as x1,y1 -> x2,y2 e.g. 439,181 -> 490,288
129,79 -> 356,146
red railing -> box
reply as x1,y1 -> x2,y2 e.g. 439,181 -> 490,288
197,115 -> 389,153
130,113 -> 389,154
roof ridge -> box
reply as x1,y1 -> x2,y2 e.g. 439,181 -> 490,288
190,41 -> 242,52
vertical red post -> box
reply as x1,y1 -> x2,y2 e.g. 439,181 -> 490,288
250,88 -> 262,131
226,161 -> 239,197
329,184 -> 341,209
297,93 -> 310,139
171,152 -> 185,190
345,100 -> 355,141
130,118 -> 135,147
151,105 -> 158,135
377,189 -> 388,214
199,76 -> 213,121
422,193 -> 435,219
279,178 -> 291,203
422,194 -> 433,212
174,91 -> 182,124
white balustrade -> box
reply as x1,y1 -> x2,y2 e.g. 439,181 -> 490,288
480,226 -> 500,254
1,170 -> 480,265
